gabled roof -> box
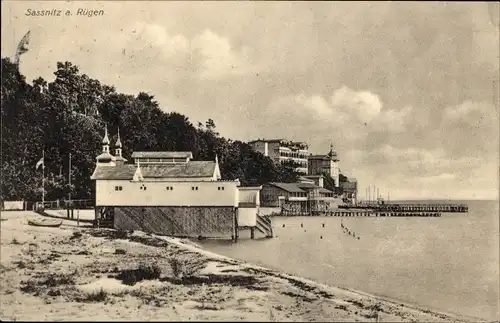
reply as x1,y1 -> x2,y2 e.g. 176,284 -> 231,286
91,161 -> 216,180
131,151 -> 193,159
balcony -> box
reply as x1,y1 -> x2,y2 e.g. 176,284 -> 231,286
296,167 -> 308,174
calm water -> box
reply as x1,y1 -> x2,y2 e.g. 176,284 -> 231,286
198,200 -> 499,321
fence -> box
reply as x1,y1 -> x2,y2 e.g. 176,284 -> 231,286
34,199 -> 94,211
2,201 -> 26,211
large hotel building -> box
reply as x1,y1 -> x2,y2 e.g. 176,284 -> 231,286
248,139 -> 309,174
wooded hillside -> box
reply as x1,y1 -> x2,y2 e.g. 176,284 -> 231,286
1,58 -> 301,202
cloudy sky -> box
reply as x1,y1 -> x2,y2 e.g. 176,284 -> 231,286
2,1 -> 499,200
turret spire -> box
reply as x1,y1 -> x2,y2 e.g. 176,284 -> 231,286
133,159 -> 144,181
96,124 -> 115,166
214,154 -> 221,180
113,128 -> 127,165
102,124 -> 110,153
116,128 -> 122,148
103,124 -> 110,144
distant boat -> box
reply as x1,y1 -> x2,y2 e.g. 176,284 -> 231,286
27,218 -> 63,228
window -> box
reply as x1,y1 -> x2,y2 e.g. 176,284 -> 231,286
218,186 -> 225,191
166,186 -> 173,191
140,185 -> 147,191
192,186 -> 199,191
114,186 -> 123,191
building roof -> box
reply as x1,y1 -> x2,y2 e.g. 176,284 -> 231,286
302,174 -> 324,179
114,155 -> 127,162
267,182 -> 306,193
96,152 -> 116,162
296,182 -> 319,190
341,181 -> 357,190
266,182 -> 334,194
238,186 -> 263,190
248,138 -> 284,144
91,161 -> 216,180
297,176 -> 315,183
308,154 -> 331,160
248,139 -> 308,147
131,151 -> 193,159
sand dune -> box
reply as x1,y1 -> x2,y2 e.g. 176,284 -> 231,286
0,211 -> 479,322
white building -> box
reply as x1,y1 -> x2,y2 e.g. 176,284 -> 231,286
248,138 -> 308,174
90,127 -> 272,240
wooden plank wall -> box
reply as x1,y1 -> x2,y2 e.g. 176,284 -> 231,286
114,206 -> 236,238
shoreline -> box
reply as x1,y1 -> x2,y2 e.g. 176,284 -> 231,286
184,238 -> 486,323
0,211 -> 486,322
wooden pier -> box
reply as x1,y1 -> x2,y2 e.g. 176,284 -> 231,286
321,211 -> 441,217
280,210 -> 442,217
339,203 -> 468,213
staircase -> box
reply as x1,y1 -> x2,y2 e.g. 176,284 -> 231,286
95,206 -> 114,228
255,214 -> 274,238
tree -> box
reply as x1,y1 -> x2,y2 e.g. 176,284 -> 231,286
1,57 -> 302,201
339,173 -> 348,183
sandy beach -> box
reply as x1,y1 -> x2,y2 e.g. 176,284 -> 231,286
0,211 -> 479,322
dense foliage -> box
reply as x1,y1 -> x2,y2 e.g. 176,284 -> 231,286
1,58 -> 300,201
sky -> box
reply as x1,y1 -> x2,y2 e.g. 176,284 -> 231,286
2,1 -> 499,200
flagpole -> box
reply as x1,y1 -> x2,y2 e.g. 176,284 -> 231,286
42,150 -> 45,207
68,153 -> 71,203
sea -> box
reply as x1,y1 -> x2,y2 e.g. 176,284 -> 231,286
198,200 -> 499,321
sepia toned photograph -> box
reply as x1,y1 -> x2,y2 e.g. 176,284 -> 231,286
1,1 -> 499,322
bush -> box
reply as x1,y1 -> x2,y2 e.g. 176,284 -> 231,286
167,257 -> 199,279
44,274 -> 75,287
114,248 -> 127,255
117,263 -> 162,285
14,260 -> 26,269
11,238 -> 21,245
83,288 -> 108,302
169,257 -> 183,279
116,230 -> 128,239
70,231 -> 83,240
20,279 -> 39,293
